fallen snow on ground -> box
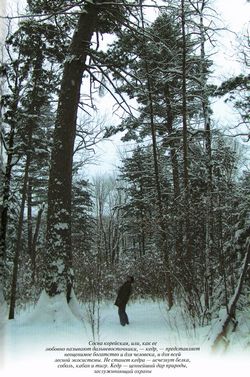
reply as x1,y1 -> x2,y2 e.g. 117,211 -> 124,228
0,293 -> 249,377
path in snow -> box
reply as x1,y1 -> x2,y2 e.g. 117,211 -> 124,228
1,297 -> 249,376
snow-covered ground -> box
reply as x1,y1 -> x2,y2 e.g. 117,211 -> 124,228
0,292 -> 249,377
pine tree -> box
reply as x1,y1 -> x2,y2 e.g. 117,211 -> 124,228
119,146 -> 158,258
8,32 -> 55,319
43,0 -> 129,304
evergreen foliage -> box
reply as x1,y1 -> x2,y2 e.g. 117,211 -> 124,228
0,0 -> 249,338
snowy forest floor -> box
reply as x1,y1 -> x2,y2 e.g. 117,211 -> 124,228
1,296 -> 250,376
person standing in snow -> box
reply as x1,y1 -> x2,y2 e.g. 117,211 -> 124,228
114,276 -> 134,326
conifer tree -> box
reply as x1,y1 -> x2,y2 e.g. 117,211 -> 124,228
43,0 -> 128,303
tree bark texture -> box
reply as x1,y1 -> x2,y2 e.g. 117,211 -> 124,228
45,4 -> 98,298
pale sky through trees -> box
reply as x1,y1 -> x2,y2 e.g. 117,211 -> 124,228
87,0 -> 250,176
1,0 -> 249,176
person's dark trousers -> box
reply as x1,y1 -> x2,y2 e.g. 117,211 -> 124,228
118,304 -> 129,326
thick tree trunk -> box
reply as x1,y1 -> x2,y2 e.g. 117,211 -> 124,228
45,4 -> 98,300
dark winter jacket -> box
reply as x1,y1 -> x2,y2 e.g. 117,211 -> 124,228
114,281 -> 132,307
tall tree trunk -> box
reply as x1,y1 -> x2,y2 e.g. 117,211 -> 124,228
181,0 -> 192,291
0,125 -> 15,307
45,4 -> 98,301
198,0 -> 214,313
0,48 -> 26,273
0,125 -> 15,258
217,191 -> 229,311
139,0 -> 173,309
9,154 -> 31,319
0,100 -> 19,305
0,93 -> 6,308
9,48 -> 43,318
164,87 -> 182,263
